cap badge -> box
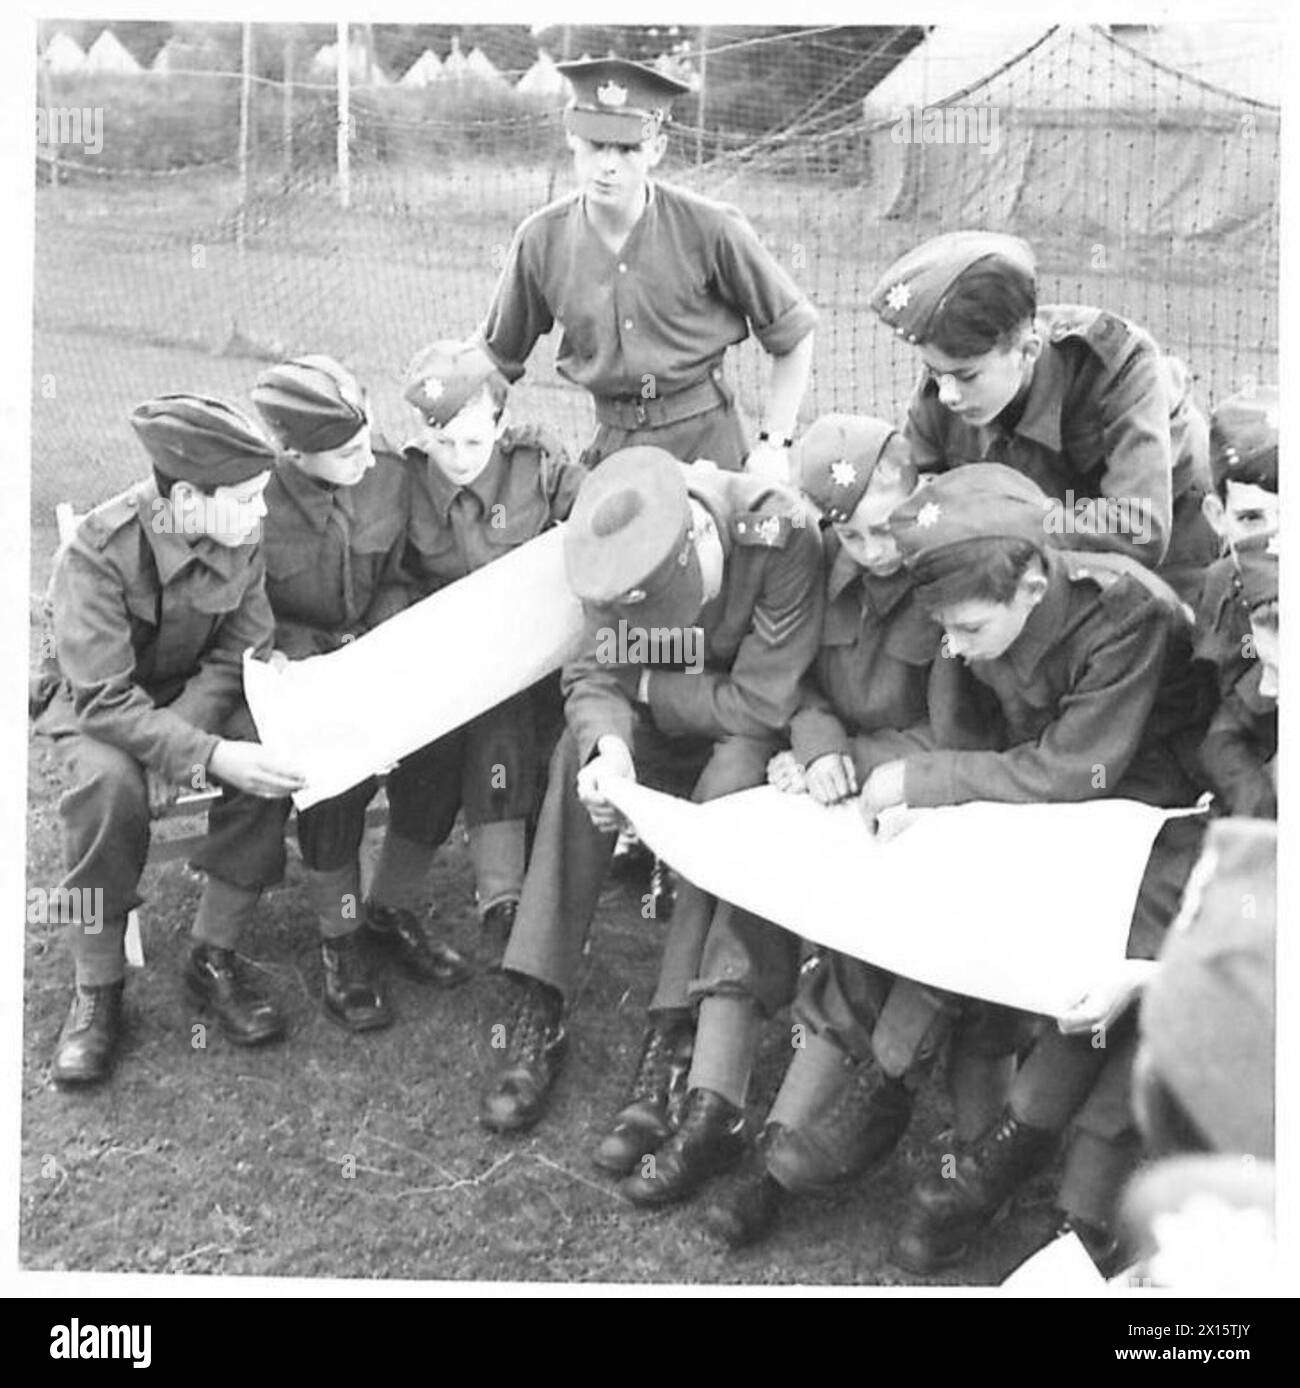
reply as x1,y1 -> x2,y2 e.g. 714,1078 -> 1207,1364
916,501 -> 942,529
831,459 -> 857,489
423,377 -> 445,401
885,282 -> 912,314
622,587 -> 647,604
597,81 -> 628,108
757,516 -> 781,546
1266,534 -> 1280,556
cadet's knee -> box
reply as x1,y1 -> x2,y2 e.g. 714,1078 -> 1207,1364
64,741 -> 148,822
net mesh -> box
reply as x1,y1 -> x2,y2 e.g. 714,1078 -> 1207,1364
32,22 -> 1278,521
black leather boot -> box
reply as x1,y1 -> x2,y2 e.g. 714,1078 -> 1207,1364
478,977 -> 568,1133
766,1062 -> 915,1195
891,1108 -> 1058,1273
363,902 -> 471,988
321,931 -> 393,1032
51,980 -> 125,1085
619,1087 -> 748,1208
592,1015 -> 694,1175
184,943 -> 286,1045
701,1134 -> 787,1249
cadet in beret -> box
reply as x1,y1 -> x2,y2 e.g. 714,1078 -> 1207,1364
32,395 -> 306,1085
478,445 -> 825,1204
398,340 -> 586,962
689,416 -> 1020,1245
253,355 -> 469,1029
851,464 -> 1212,1274
1199,533 -> 1278,818
470,57 -> 817,477
869,230 -> 1220,606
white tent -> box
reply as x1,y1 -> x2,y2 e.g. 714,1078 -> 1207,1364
516,50 -> 570,97
312,39 -> 389,84
1118,22 -> 1281,107
466,47 -> 504,84
84,29 -> 142,74
442,37 -> 469,79
150,37 -> 184,73
43,32 -> 86,73
858,25 -> 1278,239
401,49 -> 443,88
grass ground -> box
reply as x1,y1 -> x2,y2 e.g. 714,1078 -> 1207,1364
22,533 -> 1059,1285
22,153 -> 1271,1285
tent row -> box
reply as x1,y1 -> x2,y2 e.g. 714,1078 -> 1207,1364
40,28 -> 577,95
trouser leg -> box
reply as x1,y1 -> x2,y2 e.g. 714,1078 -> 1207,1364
51,735 -> 149,987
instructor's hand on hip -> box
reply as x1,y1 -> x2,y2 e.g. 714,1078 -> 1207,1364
577,735 -> 636,833
208,740 -> 307,798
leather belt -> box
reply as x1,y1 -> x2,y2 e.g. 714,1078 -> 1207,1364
594,369 -> 730,430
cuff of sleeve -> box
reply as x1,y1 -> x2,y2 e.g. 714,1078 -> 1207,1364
755,302 -> 818,358
472,330 -> 526,385
161,729 -> 221,787
790,720 -> 850,769
901,755 -> 959,809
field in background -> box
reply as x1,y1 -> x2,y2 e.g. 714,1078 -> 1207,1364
24,23 -> 1278,1283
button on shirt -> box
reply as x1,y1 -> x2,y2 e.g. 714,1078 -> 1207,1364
36,478 -> 274,784
261,451 -> 413,657
478,181 -> 818,401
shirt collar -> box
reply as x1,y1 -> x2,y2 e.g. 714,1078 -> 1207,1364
275,457 -> 341,533
407,442 -> 505,523
1007,321 -> 1067,452
137,479 -> 245,584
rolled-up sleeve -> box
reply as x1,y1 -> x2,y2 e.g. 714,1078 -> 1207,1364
713,207 -> 817,357
476,222 -> 555,384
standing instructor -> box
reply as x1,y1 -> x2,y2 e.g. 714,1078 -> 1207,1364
471,57 -> 817,476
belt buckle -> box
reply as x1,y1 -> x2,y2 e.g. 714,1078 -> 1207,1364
634,400 -> 648,427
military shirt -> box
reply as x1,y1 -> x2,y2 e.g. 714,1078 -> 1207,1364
896,549 -> 1211,809
261,447 -> 412,658
477,181 -> 818,402
1192,553 -> 1254,697
1200,663 -> 1278,819
403,424 -> 584,596
789,534 -> 941,767
564,463 -> 826,762
905,305 -> 1212,572
35,477 -> 274,784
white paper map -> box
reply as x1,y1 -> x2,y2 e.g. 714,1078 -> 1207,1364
244,525 -> 587,809
604,781 -> 1189,1019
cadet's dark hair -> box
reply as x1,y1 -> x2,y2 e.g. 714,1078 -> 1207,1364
152,468 -> 221,500
913,536 -> 1044,609
926,263 -> 1038,357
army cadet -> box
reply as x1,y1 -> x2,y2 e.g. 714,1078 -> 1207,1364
400,340 -> 586,961
687,416 -> 1022,1245
251,356 -> 469,1028
849,464 -> 1211,1274
1200,534 -> 1279,818
470,57 -> 817,478
869,230 -> 1220,606
477,446 -> 825,1187
33,395 -> 306,1085
1192,387 -> 1279,817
